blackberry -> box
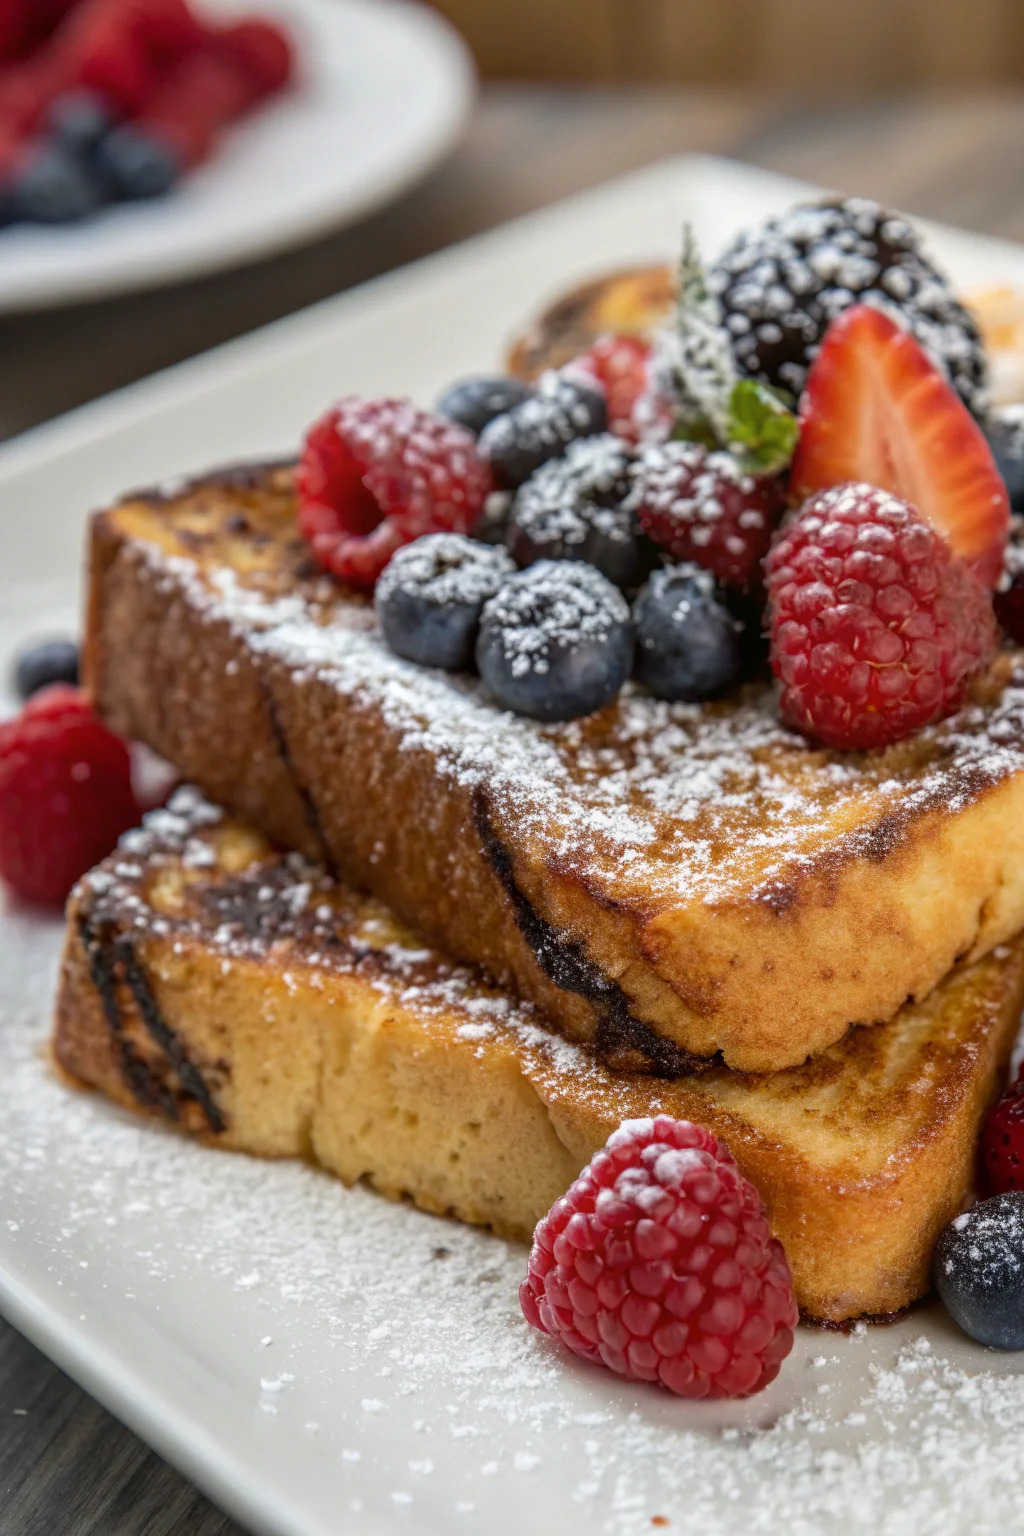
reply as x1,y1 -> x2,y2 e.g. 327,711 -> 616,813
633,564 -> 741,702
507,435 -> 657,589
478,375 -> 607,490
708,197 -> 987,415
375,534 -> 515,672
437,377 -> 535,437
986,403 -> 1024,512
995,512 -> 1024,646
934,1193 -> 1024,1349
476,561 -> 632,722
12,638 -> 80,701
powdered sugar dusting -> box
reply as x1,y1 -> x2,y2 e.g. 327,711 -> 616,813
7,902 -> 1024,1531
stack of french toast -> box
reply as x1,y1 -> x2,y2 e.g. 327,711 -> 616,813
51,194 -> 1024,1331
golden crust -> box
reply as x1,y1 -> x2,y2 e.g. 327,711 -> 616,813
53,795 -> 1024,1323
84,464 -> 1024,1072
506,264 -> 676,379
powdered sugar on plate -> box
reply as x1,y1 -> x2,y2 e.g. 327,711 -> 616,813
6,901 -> 1024,1535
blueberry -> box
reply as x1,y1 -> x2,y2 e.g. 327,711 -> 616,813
472,491 -> 513,546
375,533 -> 515,671
13,638 -> 80,700
11,144 -> 104,224
437,377 -> 536,437
479,375 -> 607,490
49,90 -> 115,156
633,564 -> 742,702
476,561 -> 632,722
507,434 -> 657,590
934,1192 -> 1024,1349
986,404 -> 1024,512
95,126 -> 181,201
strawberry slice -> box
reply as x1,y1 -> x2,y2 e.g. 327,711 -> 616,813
790,304 -> 1008,587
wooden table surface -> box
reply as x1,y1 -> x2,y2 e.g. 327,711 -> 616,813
3,82 -> 1024,1534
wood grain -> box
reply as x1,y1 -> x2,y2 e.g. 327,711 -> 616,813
431,0 -> 1024,86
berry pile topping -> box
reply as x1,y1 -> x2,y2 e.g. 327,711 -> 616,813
520,1116 -> 797,1398
790,304 -> 1009,588
478,375 -> 607,490
297,398 -> 493,590
565,334 -> 652,443
437,376 -> 535,437
634,564 -> 742,702
375,533 -> 515,672
0,685 -> 140,906
13,636 -> 80,699
765,484 -> 997,752
934,1193 -> 1024,1350
476,561 -> 632,722
507,434 -> 656,590
707,196 -> 988,414
980,1064 -> 1024,1197
627,441 -> 782,594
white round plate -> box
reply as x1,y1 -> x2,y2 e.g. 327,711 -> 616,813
0,0 -> 474,314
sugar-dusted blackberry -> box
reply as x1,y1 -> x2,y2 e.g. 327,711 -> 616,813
633,564 -> 742,702
507,434 -> 658,589
437,377 -> 536,437
708,197 -> 988,415
478,375 -> 607,490
995,512 -> 1024,645
476,561 -> 632,722
375,533 -> 515,672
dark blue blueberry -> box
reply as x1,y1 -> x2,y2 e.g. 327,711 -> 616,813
13,638 -> 80,700
11,144 -> 104,224
633,564 -> 741,702
507,434 -> 657,590
437,377 -> 536,437
986,405 -> 1024,512
476,561 -> 632,722
49,90 -> 115,156
472,491 -> 512,546
94,126 -> 181,201
934,1192 -> 1024,1349
376,533 -> 516,672
478,376 -> 607,490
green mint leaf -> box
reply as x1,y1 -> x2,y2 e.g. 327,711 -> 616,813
726,379 -> 799,475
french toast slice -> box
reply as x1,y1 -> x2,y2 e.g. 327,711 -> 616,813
85,462 -> 1024,1075
54,789 -> 1024,1325
505,263 -> 675,379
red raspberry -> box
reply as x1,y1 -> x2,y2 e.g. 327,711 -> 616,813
565,335 -> 652,444
765,484 -> 997,752
0,686 -> 140,908
297,398 -> 493,589
980,1064 -> 1024,1196
628,441 -> 783,593
520,1117 -> 797,1399
214,19 -> 294,104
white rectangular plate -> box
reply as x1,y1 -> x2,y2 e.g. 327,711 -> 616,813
5,156 -> 1024,1536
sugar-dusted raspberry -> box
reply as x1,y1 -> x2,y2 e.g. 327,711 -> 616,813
981,1065 -> 1024,1197
565,335 -> 652,444
765,483 -> 997,752
297,398 -> 493,589
0,685 -> 140,907
520,1116 -> 797,1398
627,440 -> 783,593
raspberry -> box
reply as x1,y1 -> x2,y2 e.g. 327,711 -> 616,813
0,686 -> 140,907
765,484 -> 997,752
214,19 -> 294,103
981,1066 -> 1024,1197
566,335 -> 651,444
627,441 -> 783,593
520,1116 -> 797,1399
297,398 -> 493,589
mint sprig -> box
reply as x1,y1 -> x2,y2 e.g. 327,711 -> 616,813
725,379 -> 799,476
